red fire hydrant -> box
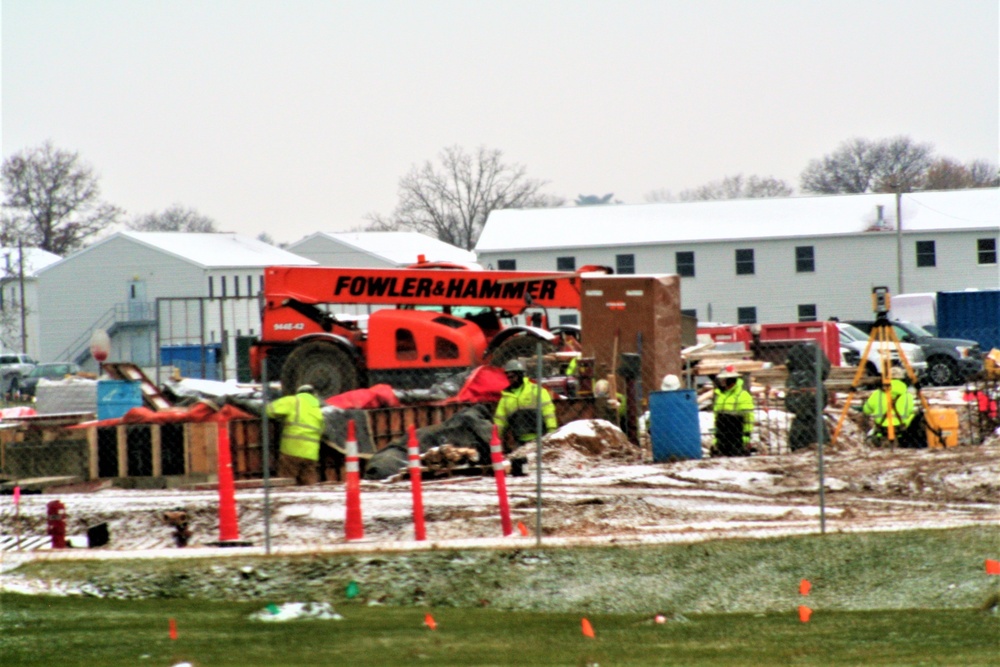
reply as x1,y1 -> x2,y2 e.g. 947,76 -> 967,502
47,499 -> 67,549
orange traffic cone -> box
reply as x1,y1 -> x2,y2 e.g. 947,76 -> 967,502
344,420 -> 364,541
798,606 -> 812,623
581,618 -> 595,638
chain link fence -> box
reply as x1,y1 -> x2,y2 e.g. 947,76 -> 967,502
2,299 -> 998,552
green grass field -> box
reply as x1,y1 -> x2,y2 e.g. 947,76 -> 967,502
2,593 -> 998,666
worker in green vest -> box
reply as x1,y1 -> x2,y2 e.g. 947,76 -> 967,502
862,367 -> 917,445
712,366 -> 755,456
494,360 -> 558,445
267,384 -> 325,485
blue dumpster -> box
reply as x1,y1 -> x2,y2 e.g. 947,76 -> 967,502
160,344 -> 222,380
97,380 -> 143,420
649,389 -> 702,461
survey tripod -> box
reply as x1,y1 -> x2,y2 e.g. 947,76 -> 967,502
831,287 -> 941,445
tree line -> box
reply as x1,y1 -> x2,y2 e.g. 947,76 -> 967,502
2,137 -> 996,256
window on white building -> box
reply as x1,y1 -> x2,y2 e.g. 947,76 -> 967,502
615,254 -> 635,274
795,246 -> 815,273
978,238 -> 997,265
916,240 -> 936,268
735,249 -> 755,275
675,251 -> 695,277
737,306 -> 757,324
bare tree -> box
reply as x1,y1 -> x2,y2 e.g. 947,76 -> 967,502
922,158 -> 975,190
800,138 -> 883,194
678,174 -> 792,201
365,145 -> 563,250
968,159 -> 1000,187
128,205 -> 218,232
872,136 -> 935,192
801,136 -> 933,194
1,142 -> 122,254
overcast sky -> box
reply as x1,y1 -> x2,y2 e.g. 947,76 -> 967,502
3,0 -> 997,246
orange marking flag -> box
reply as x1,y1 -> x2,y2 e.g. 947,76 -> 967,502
517,521 -> 529,537
169,618 -> 178,640
424,613 -> 437,631
798,606 -> 812,623
799,579 -> 811,596
581,618 -> 595,638
986,559 -> 1000,575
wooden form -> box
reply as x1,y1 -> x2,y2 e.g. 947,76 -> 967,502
2,397 -> 597,483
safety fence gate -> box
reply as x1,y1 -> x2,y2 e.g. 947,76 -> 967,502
154,296 -> 261,386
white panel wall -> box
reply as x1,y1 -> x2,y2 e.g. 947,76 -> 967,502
478,229 -> 998,327
37,236 -> 206,362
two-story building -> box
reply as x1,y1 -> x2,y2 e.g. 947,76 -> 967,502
475,188 -> 999,327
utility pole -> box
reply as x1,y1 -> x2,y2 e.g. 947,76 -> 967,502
17,239 -> 27,354
894,185 -> 904,295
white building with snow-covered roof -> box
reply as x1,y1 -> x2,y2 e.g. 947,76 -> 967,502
36,231 -> 315,379
288,231 -> 478,268
0,246 -> 62,359
476,188 -> 999,326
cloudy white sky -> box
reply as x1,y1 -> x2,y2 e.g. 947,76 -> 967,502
2,0 -> 997,245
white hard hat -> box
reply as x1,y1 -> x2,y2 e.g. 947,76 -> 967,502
660,374 -> 681,391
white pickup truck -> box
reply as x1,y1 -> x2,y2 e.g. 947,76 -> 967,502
836,323 -> 927,378
0,352 -> 38,396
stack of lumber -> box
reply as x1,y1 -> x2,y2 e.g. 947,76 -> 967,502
682,342 -> 766,376
683,340 -> 872,391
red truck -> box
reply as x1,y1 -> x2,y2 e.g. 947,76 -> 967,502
697,321 -> 842,366
251,263 -> 599,397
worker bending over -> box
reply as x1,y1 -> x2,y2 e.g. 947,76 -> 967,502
267,384 -> 325,485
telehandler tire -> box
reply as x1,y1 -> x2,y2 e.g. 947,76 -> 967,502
280,341 -> 359,399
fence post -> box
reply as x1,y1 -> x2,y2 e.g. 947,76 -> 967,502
815,343 -> 826,535
261,357 -> 272,554
535,341 -> 544,547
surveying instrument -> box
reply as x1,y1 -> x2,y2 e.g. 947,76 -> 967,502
831,286 -> 940,445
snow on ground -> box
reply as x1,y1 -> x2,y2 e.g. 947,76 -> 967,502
2,409 -> 998,581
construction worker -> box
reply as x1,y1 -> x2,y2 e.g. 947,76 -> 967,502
267,384 -> 325,485
862,367 -> 917,445
494,359 -> 557,445
711,366 -> 755,456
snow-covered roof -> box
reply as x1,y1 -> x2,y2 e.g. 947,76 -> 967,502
476,188 -> 999,253
0,247 -> 61,276
293,231 -> 477,265
42,231 -> 317,272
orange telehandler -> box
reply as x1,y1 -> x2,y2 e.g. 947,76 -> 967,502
251,262 -> 603,397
